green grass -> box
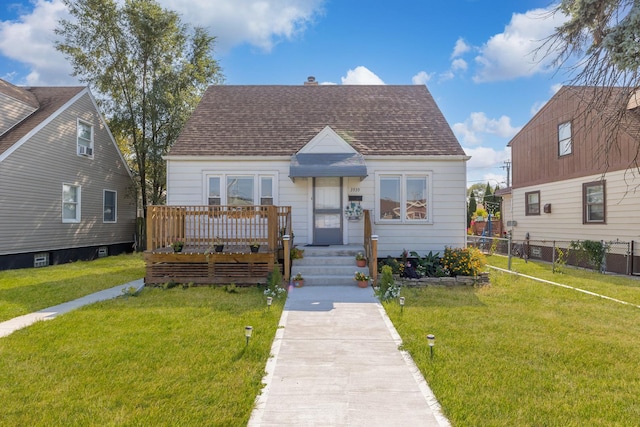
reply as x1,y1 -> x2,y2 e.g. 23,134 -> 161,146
386,265 -> 640,426
487,254 -> 640,306
0,285 -> 283,426
0,253 -> 145,322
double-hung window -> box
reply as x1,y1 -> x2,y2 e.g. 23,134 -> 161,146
62,184 -> 81,223
558,121 -> 572,156
583,181 -> 605,223
207,174 -> 276,206
525,191 -> 540,215
377,173 -> 429,222
77,120 -> 94,157
103,190 -> 117,222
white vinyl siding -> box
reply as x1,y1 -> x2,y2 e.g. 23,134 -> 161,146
167,157 -> 466,257
62,184 -> 81,223
510,171 -> 640,243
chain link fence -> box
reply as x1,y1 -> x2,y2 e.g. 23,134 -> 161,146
468,235 -> 639,275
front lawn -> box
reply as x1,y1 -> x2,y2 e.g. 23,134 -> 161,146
0,253 -> 145,322
0,285 -> 283,426
386,265 -> 640,426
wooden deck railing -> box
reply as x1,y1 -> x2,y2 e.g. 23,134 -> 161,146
146,205 -> 292,251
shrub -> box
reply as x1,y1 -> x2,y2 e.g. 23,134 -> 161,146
442,247 -> 486,277
264,264 -> 287,299
375,265 -> 400,301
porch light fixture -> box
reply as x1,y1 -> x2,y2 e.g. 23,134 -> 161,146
399,296 -> 405,312
427,334 -> 435,360
245,326 -> 253,345
266,296 -> 273,309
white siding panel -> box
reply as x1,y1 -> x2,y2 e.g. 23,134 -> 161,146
165,157 -> 468,256
511,170 -> 640,242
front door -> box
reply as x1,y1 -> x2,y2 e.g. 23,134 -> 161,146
313,177 -> 343,245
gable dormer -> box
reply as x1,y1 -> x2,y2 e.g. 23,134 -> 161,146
0,79 -> 39,137
289,126 -> 367,180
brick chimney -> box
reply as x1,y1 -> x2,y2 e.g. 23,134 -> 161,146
304,76 -> 318,86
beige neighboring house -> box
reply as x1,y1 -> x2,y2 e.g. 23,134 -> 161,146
165,78 -> 469,257
0,79 -> 136,270
504,85 -> 640,273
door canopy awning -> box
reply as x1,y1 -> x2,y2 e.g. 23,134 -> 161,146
289,153 -> 368,179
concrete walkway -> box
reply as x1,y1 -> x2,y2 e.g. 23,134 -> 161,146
0,279 -> 145,338
248,285 -> 450,427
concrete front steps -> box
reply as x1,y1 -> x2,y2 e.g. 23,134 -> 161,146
291,244 -> 370,286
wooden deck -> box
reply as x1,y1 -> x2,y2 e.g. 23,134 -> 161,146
144,205 -> 292,285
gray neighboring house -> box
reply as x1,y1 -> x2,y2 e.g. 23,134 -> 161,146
0,79 -> 136,270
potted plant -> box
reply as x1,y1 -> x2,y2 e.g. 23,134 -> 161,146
354,271 -> 370,288
355,252 -> 366,267
213,237 -> 224,253
171,241 -> 184,253
290,246 -> 304,260
250,241 -> 261,253
293,272 -> 304,287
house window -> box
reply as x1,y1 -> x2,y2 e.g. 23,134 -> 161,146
525,191 -> 540,215
103,190 -> 117,222
62,184 -> 81,222
378,173 -> 430,222
558,121 -> 572,156
208,177 -> 221,205
583,181 -> 605,223
208,174 -> 277,206
260,177 -> 273,205
77,120 -> 94,156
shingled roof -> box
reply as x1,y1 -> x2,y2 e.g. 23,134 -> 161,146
169,85 -> 465,157
0,85 -> 85,157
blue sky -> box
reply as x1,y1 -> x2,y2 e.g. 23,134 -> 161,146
0,0 -> 570,186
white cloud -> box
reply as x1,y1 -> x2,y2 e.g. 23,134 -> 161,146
438,70 -> 455,82
0,0 -> 73,85
0,0 -> 325,85
411,71 -> 433,85
341,66 -> 385,85
451,58 -> 468,72
163,0 -> 325,52
464,145 -> 512,183
451,37 -> 471,58
473,7 -> 568,82
453,112 -> 521,145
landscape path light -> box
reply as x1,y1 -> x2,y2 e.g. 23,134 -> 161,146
267,296 -> 273,309
245,326 -> 253,346
427,333 -> 435,360
399,296 -> 405,313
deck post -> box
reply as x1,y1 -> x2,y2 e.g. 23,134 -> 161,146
283,235 -> 291,283
146,206 -> 153,251
371,235 -> 378,285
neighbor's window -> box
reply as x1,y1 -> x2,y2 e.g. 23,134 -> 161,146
62,184 -> 81,222
103,190 -> 117,222
77,120 -> 94,156
525,191 -> 540,215
208,174 -> 277,206
378,174 -> 430,222
583,181 -> 605,223
558,121 -> 572,156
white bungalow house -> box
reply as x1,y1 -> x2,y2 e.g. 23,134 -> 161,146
164,78 -> 469,258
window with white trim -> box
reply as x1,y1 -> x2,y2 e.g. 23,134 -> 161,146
77,120 -> 94,157
558,121 -> 572,156
583,181 -> 605,223
62,184 -> 81,222
207,174 -> 276,206
103,190 -> 117,222
377,173 -> 430,222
